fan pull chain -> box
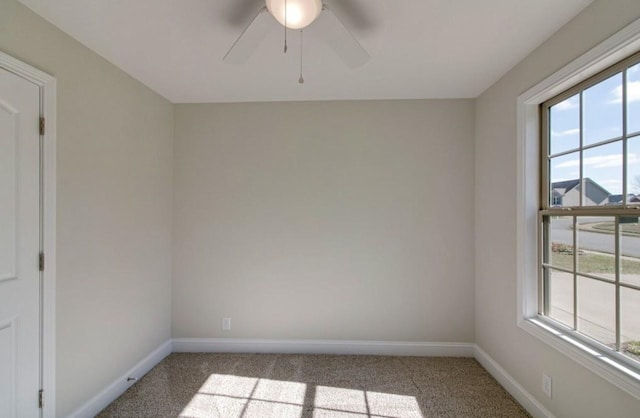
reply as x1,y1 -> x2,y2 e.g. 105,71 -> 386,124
284,0 -> 288,53
299,30 -> 304,84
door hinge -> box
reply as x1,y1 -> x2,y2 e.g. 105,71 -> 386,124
39,117 -> 45,135
39,252 -> 45,272
38,389 -> 44,408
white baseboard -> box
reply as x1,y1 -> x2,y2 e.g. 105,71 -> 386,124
172,338 -> 475,357
69,340 -> 552,418
474,345 -> 555,418
67,340 -> 172,418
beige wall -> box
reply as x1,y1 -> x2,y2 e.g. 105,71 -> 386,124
0,1 -> 174,416
475,0 -> 640,417
7,0 -> 640,415
173,100 -> 475,342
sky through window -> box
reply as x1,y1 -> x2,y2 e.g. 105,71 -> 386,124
550,63 -> 640,197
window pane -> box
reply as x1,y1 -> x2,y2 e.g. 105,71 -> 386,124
626,137 -> 640,202
628,63 -> 640,135
584,73 -> 623,146
621,286 -> 640,362
577,276 -> 616,347
620,216 -> 640,287
576,216 -> 615,280
550,152 -> 580,207
547,267 -> 574,328
550,94 -> 580,155
583,142 -> 622,205
548,216 -> 574,268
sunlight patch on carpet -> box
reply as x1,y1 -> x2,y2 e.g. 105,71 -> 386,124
314,385 -> 423,418
179,374 -> 306,418
179,373 -> 423,418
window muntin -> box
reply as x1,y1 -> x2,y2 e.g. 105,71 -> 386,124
627,137 -> 640,203
541,51 -> 640,369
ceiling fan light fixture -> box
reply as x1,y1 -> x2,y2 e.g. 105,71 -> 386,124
265,0 -> 323,30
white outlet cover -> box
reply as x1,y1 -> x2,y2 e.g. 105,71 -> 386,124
222,317 -> 231,331
542,374 -> 552,398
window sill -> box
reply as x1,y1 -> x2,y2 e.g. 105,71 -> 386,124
518,316 -> 640,400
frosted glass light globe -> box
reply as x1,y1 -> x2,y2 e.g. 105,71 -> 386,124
265,0 -> 323,29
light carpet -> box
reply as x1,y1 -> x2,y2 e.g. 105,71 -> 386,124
98,353 -> 531,418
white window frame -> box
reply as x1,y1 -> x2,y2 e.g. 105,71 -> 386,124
517,18 -> 640,400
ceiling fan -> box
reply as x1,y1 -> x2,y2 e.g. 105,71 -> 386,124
223,0 -> 371,70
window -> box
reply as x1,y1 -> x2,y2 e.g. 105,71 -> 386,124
540,51 -> 640,371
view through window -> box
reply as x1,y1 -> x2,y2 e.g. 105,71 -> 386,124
541,51 -> 640,367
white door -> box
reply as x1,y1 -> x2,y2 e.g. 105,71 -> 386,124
0,67 -> 42,417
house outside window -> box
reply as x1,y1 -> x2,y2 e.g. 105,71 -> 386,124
540,50 -> 640,370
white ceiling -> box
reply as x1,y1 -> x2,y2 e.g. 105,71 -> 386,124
18,0 -> 593,103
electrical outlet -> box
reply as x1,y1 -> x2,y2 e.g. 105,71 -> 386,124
542,374 -> 552,398
222,317 -> 231,331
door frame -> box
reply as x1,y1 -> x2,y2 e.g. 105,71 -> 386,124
0,50 -> 56,418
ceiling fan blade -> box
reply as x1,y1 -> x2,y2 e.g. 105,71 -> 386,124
225,0 -> 265,27
316,4 -> 369,69
223,6 -> 273,64
322,0 -> 376,32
